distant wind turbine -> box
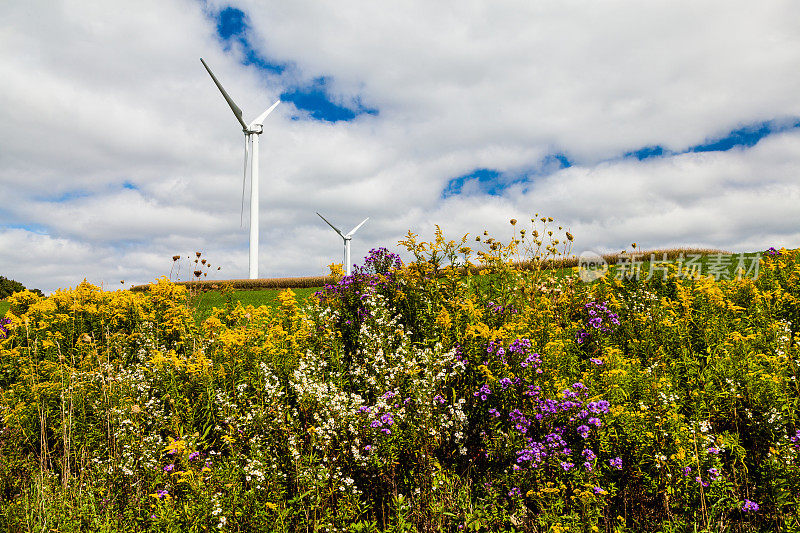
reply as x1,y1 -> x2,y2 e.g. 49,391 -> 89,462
316,213 -> 369,276
200,58 -> 280,279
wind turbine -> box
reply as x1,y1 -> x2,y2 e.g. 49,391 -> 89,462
317,212 -> 369,275
200,58 -> 280,279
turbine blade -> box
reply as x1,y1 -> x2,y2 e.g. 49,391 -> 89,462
250,100 -> 280,128
200,58 -> 248,130
317,212 -> 344,237
346,217 -> 369,237
241,135 -> 250,228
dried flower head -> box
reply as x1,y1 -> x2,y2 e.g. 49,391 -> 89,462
196,252 -> 202,258
566,231 -> 574,241
510,219 -> 517,226
194,270 -> 202,278
201,259 -> 206,265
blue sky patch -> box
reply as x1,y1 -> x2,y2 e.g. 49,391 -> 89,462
625,119 -> 800,161
442,118 -> 800,199
122,181 -> 138,191
442,154 -> 572,199
212,5 -> 377,122
215,7 -> 285,74
2,223 -> 50,235
280,78 -> 378,122
625,145 -> 666,160
38,190 -> 91,203
442,169 -> 502,199
689,120 -> 797,153
442,168 -> 534,199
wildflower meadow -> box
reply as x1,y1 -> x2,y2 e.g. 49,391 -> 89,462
1,218 -> 799,532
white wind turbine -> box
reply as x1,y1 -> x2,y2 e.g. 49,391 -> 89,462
317,213 -> 369,276
201,58 -> 280,279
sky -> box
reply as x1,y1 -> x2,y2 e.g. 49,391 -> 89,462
1,0 -> 799,293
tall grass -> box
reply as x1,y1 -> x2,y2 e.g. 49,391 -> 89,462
0,221 -> 797,532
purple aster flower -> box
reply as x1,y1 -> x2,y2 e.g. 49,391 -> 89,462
560,461 -> 574,471
433,394 -> 446,405
610,457 -> 622,470
577,425 -> 590,439
488,408 -> 501,418
590,358 -> 604,365
707,447 -> 720,455
0,317 -> 11,339
682,466 -> 692,476
524,384 -> 541,397
163,464 -> 174,472
508,487 -> 522,497
742,499 -> 759,512
188,451 -> 200,462
474,384 -> 492,401
156,489 -> 168,499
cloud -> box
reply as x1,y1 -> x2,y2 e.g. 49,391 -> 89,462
1,0 -> 799,293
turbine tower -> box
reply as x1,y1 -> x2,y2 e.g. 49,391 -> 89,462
201,58 -> 279,279
317,212 -> 369,276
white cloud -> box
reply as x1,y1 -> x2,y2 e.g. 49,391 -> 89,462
1,0 -> 799,293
